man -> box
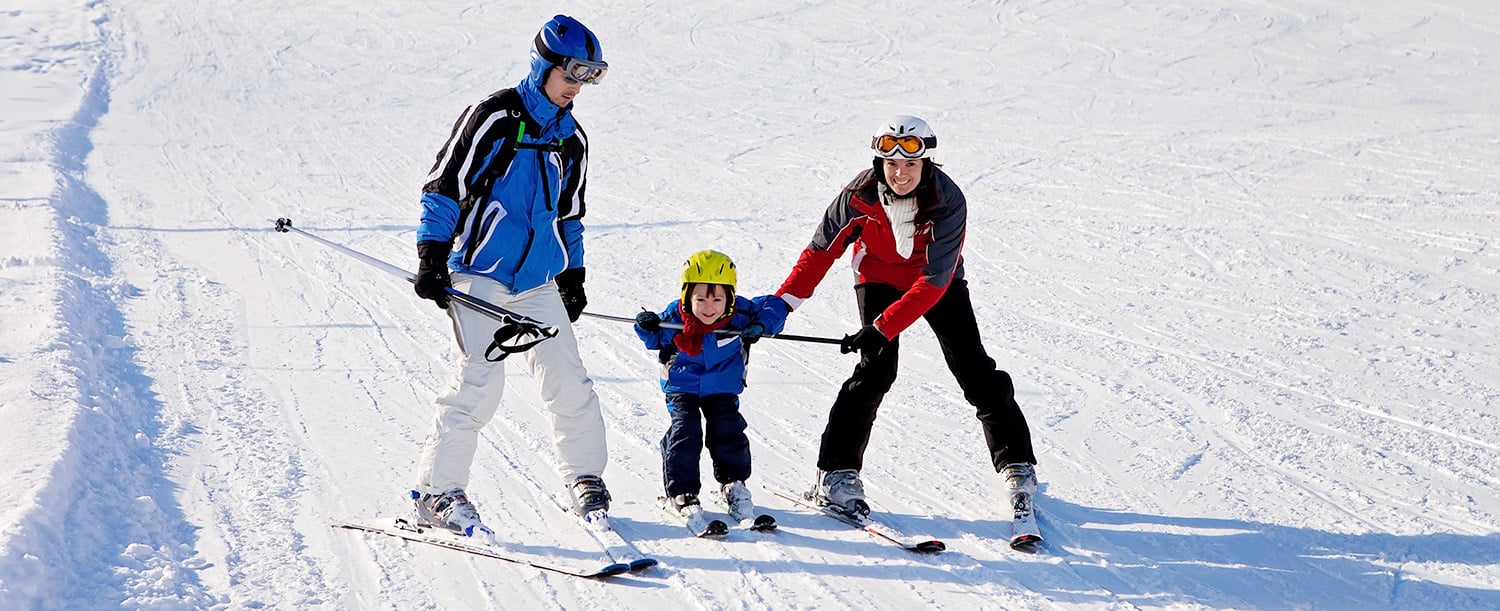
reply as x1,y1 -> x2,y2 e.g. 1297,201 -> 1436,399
409,14 -> 611,537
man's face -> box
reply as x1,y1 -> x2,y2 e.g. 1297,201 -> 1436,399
543,66 -> 583,107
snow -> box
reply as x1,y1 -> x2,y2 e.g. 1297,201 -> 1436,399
3,0 -> 1498,608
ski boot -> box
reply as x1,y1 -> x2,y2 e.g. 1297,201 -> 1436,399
570,474 -> 612,515
720,480 -> 754,521
814,469 -> 870,517
669,492 -> 701,515
412,488 -> 491,538
1002,462 -> 1038,503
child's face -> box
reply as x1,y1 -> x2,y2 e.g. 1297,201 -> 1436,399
688,284 -> 728,324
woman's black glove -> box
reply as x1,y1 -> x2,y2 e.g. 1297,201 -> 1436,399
414,241 -> 453,310
840,324 -> 888,354
555,267 -> 587,322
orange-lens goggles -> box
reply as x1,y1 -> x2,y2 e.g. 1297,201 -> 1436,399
872,134 -> 935,158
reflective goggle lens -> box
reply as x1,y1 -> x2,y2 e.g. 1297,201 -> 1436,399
562,58 -> 608,85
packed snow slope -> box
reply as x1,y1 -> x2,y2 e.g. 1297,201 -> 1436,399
3,0 -> 1498,608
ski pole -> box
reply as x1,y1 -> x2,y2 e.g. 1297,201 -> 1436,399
579,311 -> 843,345
272,218 -> 558,356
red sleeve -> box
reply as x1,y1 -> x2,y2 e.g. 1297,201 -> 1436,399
777,187 -> 865,310
775,246 -> 839,311
873,277 -> 948,337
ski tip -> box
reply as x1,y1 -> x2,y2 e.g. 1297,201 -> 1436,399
628,558 -> 659,571
912,540 -> 947,553
1009,534 -> 1043,552
596,563 -> 632,577
702,520 -> 730,537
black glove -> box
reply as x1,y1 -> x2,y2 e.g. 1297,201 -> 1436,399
414,241 -> 453,310
635,310 -> 662,333
740,321 -> 765,345
556,267 -> 587,322
840,324 -> 888,354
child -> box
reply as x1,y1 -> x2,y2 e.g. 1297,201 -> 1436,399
634,250 -> 788,522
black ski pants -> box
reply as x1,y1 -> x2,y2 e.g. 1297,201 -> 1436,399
817,279 -> 1038,473
661,393 -> 752,497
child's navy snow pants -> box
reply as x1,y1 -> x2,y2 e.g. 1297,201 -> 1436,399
661,393 -> 751,496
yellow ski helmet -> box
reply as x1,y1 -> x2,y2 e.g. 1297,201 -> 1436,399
680,250 -> 737,317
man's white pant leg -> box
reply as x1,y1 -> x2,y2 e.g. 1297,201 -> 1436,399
414,276 -> 511,495
511,285 -> 609,484
414,275 -> 608,493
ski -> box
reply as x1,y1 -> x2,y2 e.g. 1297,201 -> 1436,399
332,518 -> 630,578
705,491 -> 777,532
769,487 -> 945,553
1009,493 -> 1044,552
657,496 -> 729,538
548,495 -> 660,571
736,513 -> 778,532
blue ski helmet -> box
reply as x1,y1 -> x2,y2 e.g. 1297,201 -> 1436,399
527,15 -> 608,88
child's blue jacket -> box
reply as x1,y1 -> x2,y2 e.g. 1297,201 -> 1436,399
635,295 -> 789,396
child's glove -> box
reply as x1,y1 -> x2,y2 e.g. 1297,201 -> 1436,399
635,310 -> 662,332
740,322 -> 765,344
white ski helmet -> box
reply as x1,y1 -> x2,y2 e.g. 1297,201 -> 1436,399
871,115 -> 937,159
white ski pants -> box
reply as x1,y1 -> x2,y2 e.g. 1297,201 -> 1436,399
415,273 -> 608,495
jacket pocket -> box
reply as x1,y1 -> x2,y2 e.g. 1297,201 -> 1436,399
465,202 -> 524,275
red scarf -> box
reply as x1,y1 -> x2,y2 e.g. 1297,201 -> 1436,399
673,314 -> 731,357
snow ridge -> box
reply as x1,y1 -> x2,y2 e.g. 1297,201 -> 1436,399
0,3 -> 212,608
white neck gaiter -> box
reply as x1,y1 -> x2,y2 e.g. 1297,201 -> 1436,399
881,187 -> 919,259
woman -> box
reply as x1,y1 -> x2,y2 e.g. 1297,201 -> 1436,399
775,115 -> 1039,518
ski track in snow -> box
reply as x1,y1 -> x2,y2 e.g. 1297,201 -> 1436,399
3,0 -> 1499,608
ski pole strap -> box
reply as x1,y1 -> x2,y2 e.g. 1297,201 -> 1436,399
483,313 -> 559,362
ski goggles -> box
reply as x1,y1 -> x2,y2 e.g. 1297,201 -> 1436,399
557,57 -> 608,85
872,134 -> 937,158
